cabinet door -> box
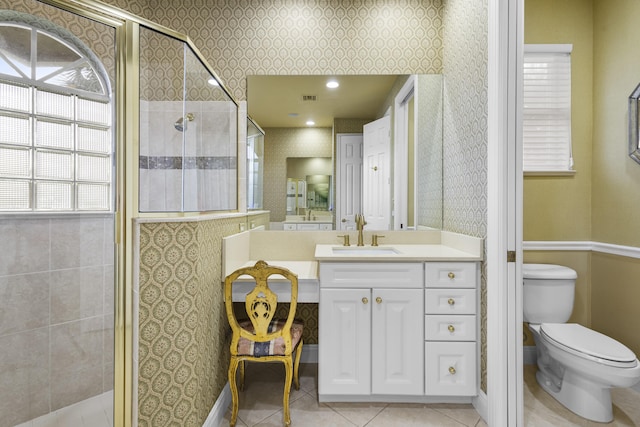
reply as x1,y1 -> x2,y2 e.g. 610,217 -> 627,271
319,288 -> 371,395
371,288 -> 424,395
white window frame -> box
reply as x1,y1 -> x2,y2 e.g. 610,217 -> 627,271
523,44 -> 574,175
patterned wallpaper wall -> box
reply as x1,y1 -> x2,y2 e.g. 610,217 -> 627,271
42,0 -> 489,415
442,0 -> 489,391
137,217 -> 245,426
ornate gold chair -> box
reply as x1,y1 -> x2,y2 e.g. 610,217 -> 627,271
224,260 -> 304,427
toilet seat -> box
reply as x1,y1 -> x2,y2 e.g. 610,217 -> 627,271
540,323 -> 638,368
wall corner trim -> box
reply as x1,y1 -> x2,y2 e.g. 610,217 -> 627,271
523,241 -> 640,259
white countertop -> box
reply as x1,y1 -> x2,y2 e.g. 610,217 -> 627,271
314,244 -> 482,261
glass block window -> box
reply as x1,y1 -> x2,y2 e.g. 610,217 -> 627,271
0,21 -> 112,212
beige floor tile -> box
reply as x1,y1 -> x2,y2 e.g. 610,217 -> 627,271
366,404 -> 467,427
431,403 -> 481,426
255,393 -> 358,427
325,401 -> 387,426
231,362 -> 310,426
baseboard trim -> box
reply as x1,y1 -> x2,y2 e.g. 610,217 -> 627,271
472,390 -> 488,424
523,240 -> 640,259
203,383 -> 231,427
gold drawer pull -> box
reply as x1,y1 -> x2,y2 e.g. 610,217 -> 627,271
448,272 -> 455,279
448,324 -> 455,333
449,366 -> 456,375
448,298 -> 455,306
362,297 -> 369,304
376,297 -> 382,304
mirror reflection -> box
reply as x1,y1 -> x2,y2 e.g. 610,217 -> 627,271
247,74 -> 443,231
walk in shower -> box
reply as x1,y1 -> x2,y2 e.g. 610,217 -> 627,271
139,26 -> 237,213
0,2 -> 116,426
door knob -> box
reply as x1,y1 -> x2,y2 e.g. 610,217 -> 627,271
342,218 -> 347,222
448,272 -> 455,279
376,297 -> 382,304
362,297 -> 369,304
448,324 -> 455,333
448,298 -> 455,306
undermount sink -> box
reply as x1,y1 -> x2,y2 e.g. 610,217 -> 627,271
331,246 -> 400,255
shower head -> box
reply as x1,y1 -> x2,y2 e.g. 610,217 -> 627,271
174,113 -> 195,132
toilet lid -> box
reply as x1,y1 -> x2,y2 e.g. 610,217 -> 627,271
541,323 -> 638,368
523,263 -> 577,280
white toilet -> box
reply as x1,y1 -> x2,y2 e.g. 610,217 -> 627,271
523,263 -> 640,423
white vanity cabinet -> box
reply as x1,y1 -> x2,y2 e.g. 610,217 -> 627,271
424,262 -> 478,396
283,222 -> 333,231
318,262 -> 424,399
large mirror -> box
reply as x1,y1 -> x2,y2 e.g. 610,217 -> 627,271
247,74 -> 443,231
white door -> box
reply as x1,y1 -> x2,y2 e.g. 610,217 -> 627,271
318,288 -> 371,396
336,134 -> 363,230
371,288 -> 424,395
363,116 -> 391,230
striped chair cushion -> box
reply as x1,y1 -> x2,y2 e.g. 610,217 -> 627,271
236,319 -> 304,357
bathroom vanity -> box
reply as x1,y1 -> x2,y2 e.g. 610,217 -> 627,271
315,245 -> 480,402
222,230 -> 482,404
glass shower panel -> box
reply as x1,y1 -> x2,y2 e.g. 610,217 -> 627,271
139,27 -> 237,213
0,5 -> 117,427
139,26 -> 186,212
184,47 -> 237,211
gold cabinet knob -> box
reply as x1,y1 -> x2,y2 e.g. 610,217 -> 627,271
448,324 -> 455,333
449,366 -> 456,375
448,272 -> 455,279
362,297 -> 369,304
448,298 -> 455,306
376,297 -> 382,304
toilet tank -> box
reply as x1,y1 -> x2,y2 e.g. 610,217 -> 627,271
523,264 -> 577,324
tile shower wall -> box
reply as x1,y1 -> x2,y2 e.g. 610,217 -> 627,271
139,100 -> 237,212
0,215 -> 114,427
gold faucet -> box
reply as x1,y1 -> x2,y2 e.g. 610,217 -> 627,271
355,214 -> 367,246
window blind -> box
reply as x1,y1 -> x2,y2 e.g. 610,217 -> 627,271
523,45 -> 573,172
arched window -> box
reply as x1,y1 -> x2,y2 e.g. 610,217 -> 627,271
0,11 -> 112,211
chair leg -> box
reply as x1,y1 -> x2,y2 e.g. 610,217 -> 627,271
228,357 -> 240,427
239,360 -> 246,391
293,340 -> 303,390
282,358 -> 293,427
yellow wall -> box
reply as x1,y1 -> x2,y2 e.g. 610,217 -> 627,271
523,0 -> 593,242
592,1 -> 640,247
590,0 -> 640,354
524,0 -> 640,357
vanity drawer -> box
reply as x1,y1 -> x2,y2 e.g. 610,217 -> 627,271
425,342 -> 476,396
425,262 -> 477,289
425,289 -> 476,314
319,223 -> 333,230
283,223 -> 297,231
319,262 -> 423,289
425,315 -> 476,341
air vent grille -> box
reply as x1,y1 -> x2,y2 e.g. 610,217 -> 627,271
302,95 -> 317,101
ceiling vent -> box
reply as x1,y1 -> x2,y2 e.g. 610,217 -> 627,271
302,95 -> 317,101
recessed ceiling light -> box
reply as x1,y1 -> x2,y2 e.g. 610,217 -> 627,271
288,113 -> 299,117
326,80 -> 339,89
306,120 -> 315,126
207,77 -> 219,86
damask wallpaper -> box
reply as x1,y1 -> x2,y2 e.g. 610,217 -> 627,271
137,217 -> 245,426
8,1 -> 490,423
104,0 -> 489,405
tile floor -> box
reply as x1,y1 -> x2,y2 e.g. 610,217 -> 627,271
223,363 -> 640,427
223,363 -> 487,427
10,364 -> 640,426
